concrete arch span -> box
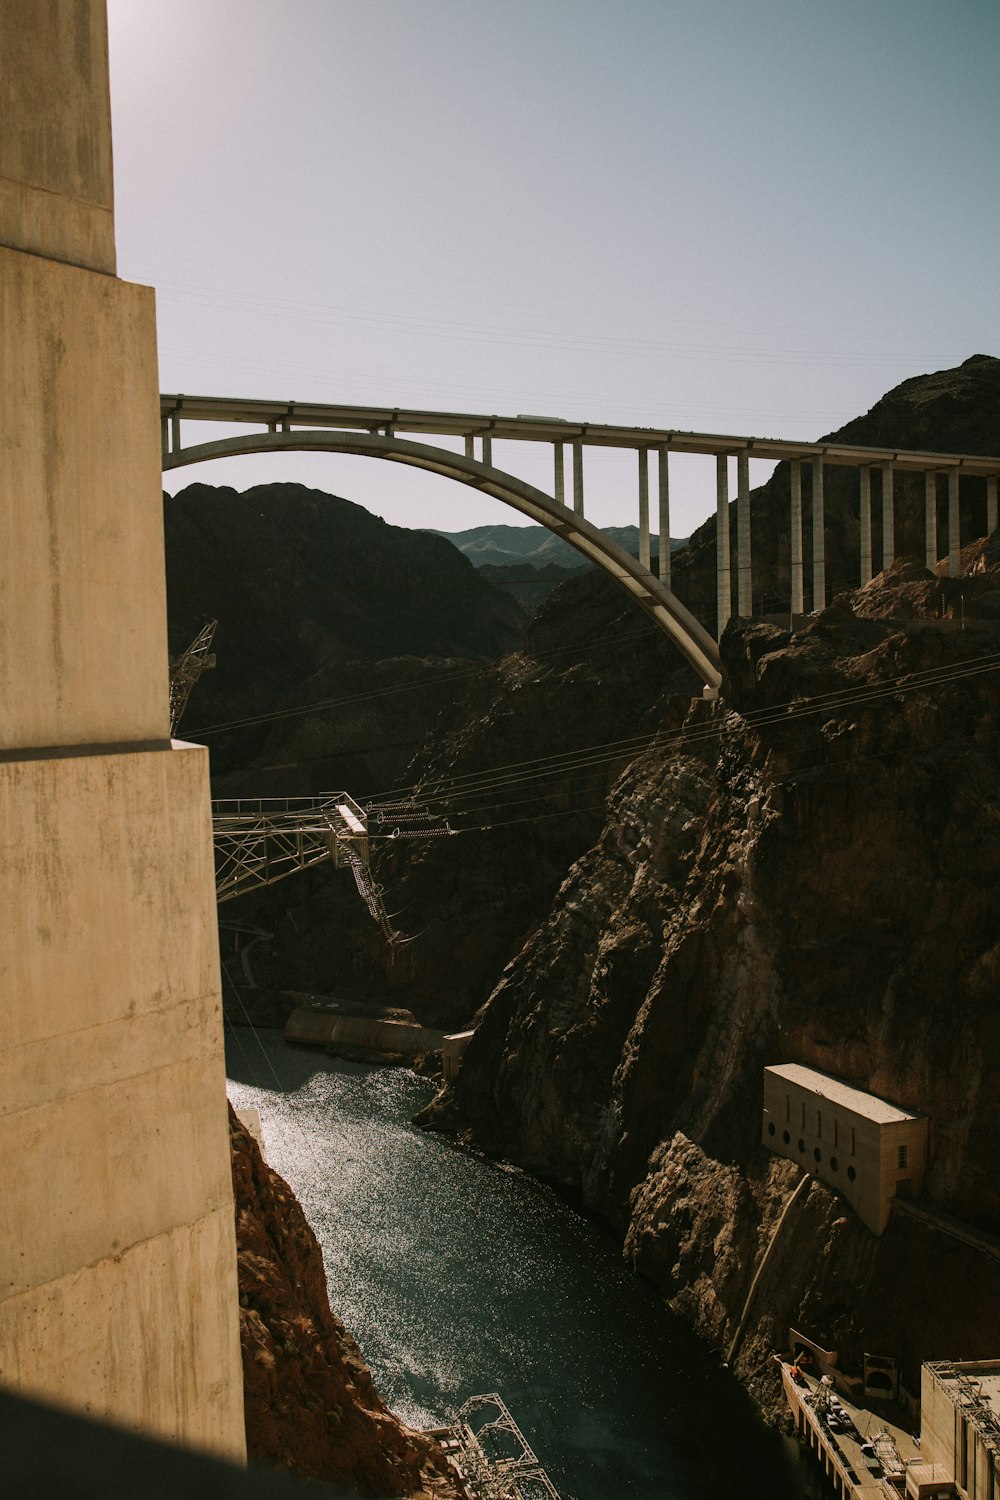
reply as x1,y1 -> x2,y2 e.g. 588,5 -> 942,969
163,429 -> 723,690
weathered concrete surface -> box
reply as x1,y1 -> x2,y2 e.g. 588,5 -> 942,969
0,745 -> 244,1455
0,0 -> 115,272
0,246 -> 167,749
0,0 -> 244,1461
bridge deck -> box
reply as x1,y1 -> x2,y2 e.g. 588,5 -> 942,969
160,392 -> 1000,475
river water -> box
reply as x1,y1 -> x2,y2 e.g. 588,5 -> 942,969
226,1030 -> 813,1500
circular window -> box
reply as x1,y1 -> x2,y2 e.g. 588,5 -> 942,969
847,1166 -> 856,1182
814,1147 -> 822,1163
768,1122 -> 776,1136
830,1156 -> 839,1172
782,1130 -> 791,1146
798,1139 -> 806,1154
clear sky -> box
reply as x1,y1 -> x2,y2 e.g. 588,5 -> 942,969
107,0 -> 1000,537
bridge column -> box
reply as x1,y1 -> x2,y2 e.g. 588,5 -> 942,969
481,433 -> 492,467
657,446 -> 671,590
170,412 -> 181,454
859,465 -> 872,585
948,470 -> 961,576
573,439 -> 584,517
812,458 -> 826,609
988,475 -> 998,536
638,449 -> 650,569
464,435 -> 474,460
554,442 -> 565,505
716,454 -> 731,633
881,463 -> 894,571
160,415 -> 169,458
737,452 -> 752,616
790,459 -> 804,613
925,471 -> 937,570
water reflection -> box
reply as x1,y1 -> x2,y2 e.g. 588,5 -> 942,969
227,1030 -> 810,1500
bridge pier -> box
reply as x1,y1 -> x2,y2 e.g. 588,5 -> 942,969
790,459 -> 804,613
859,465 -> 872,585
925,471 -> 937,570
573,439 -> 584,516
716,455 -> 731,632
737,453 -> 752,616
812,458 -> 826,609
948,470 -> 960,576
638,449 -> 650,568
881,462 -> 894,571
554,442 -> 565,505
658,446 -> 671,590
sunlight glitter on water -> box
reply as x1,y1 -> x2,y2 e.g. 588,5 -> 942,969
227,1030 -> 811,1500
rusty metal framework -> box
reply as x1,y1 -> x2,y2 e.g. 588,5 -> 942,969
169,619 -> 218,735
211,793 -> 456,940
211,793 -> 396,934
426,1394 -> 561,1500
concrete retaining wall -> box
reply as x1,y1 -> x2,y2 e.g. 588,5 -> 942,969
285,1008 -> 444,1057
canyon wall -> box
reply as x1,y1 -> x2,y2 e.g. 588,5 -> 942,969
426,556 -> 1000,1413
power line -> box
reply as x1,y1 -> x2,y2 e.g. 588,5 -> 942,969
365,647 -> 1000,816
430,655 -> 999,836
187,618 -> 666,738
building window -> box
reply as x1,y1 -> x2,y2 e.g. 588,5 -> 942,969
798,1139 -> 806,1154
817,1109 -> 822,1137
768,1122 -> 776,1136
830,1156 -> 839,1172
801,1101 -> 806,1128
782,1130 -> 791,1145
834,1119 -> 839,1147
847,1165 -> 856,1182
898,1144 -> 908,1170
851,1128 -> 856,1156
813,1147 -> 822,1163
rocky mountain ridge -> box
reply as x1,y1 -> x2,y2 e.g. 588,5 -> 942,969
164,481 -> 526,778
431,522 -> 680,569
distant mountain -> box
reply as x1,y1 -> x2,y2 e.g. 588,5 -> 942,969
430,523 -> 687,571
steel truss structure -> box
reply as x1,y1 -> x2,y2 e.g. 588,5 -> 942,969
427,1394 -> 561,1500
211,793 -> 396,936
168,619 -> 217,736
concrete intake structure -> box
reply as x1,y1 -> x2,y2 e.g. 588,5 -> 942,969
762,1064 -> 928,1235
0,2 -> 244,1458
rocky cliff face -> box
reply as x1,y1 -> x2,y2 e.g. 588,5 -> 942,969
234,568 -> 700,1023
424,555 -> 1000,1412
229,1107 -> 465,1496
164,481 -> 526,777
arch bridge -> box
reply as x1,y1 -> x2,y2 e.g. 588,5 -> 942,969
161,394 -> 1000,694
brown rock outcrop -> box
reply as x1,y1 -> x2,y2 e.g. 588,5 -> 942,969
229,1107 -> 466,1496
